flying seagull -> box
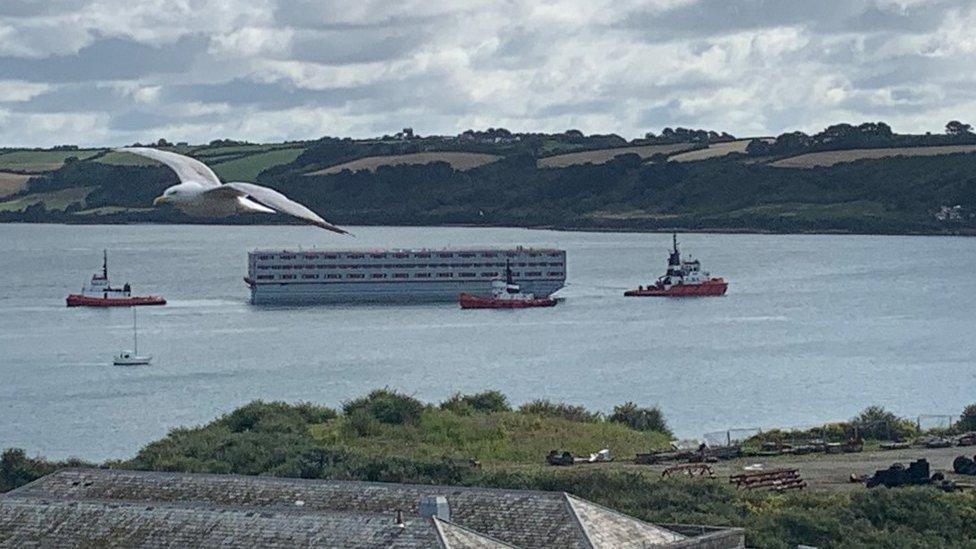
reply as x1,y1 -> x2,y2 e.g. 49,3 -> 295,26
118,147 -> 348,234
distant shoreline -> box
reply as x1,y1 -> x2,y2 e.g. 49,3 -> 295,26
1,219 -> 974,237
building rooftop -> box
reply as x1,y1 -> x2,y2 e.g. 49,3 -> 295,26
1,468 -> 744,548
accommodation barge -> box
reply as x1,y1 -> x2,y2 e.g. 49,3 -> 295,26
245,247 -> 566,305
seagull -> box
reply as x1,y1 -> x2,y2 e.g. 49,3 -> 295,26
118,147 -> 348,234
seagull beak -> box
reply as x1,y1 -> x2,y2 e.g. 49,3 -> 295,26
152,196 -> 167,206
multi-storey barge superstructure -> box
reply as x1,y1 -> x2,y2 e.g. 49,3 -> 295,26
245,247 -> 567,305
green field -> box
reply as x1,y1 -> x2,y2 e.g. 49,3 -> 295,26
211,147 -> 305,182
95,150 -> 159,166
309,408 -> 668,467
0,150 -> 101,172
0,187 -> 92,212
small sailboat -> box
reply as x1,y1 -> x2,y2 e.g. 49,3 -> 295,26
113,308 -> 152,366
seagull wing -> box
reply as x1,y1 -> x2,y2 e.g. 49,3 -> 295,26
117,147 -> 222,188
218,182 -> 349,234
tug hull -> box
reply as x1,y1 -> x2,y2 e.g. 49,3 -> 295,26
66,295 -> 167,307
624,279 -> 728,297
458,293 -> 557,309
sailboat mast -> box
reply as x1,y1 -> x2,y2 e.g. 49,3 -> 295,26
103,250 -> 108,279
132,308 -> 138,355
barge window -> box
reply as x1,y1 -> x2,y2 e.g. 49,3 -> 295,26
459,272 -> 476,277
323,254 -> 337,259
414,253 -> 431,258
414,273 -> 431,278
481,272 -> 498,277
302,274 -> 319,279
347,273 -> 365,279
371,253 -> 386,259
482,253 -> 497,258
281,274 -> 296,280
280,255 -> 296,260
393,273 -> 409,278
347,254 -> 364,259
325,274 -> 341,279
371,273 -> 387,279
258,255 -> 271,260
394,253 -> 409,258
548,271 -> 564,277
527,271 -> 542,276
437,273 -> 452,278
459,253 -> 475,258
438,253 -> 453,258
256,275 -> 273,280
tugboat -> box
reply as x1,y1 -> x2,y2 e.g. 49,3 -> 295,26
66,251 -> 166,307
624,234 -> 728,297
459,261 -> 557,309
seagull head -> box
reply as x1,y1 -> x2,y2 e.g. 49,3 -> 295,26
153,182 -> 203,206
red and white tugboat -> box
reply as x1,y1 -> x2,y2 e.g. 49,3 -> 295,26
624,234 -> 728,297
459,261 -> 557,309
66,251 -> 166,307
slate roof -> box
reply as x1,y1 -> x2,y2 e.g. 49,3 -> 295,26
1,468 -> 743,548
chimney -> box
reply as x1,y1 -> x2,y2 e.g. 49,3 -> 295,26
418,495 -> 450,522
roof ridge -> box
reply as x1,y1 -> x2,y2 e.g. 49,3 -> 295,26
561,492 -> 596,549
432,517 -> 519,548
36,467 -> 572,499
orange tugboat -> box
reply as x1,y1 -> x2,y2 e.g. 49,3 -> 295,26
66,251 -> 166,307
459,261 -> 557,309
625,234 -> 728,297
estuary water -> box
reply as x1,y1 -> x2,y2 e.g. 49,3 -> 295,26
1,224 -> 974,460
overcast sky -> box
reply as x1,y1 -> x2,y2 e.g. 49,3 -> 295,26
1,0 -> 974,147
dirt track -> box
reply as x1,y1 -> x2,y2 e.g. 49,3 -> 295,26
623,445 -> 974,492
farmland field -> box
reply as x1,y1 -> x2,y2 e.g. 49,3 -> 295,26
669,139 -> 754,162
772,144 -> 976,168
307,152 -> 501,176
211,147 -> 305,181
0,172 -> 31,197
0,187 -> 93,212
536,143 -> 696,168
0,150 -> 101,172
95,150 -> 159,166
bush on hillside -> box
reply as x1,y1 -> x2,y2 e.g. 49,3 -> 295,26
342,389 -> 426,425
608,402 -> 673,436
220,400 -> 337,434
957,403 -> 976,432
851,406 -> 916,441
440,391 -> 511,415
1,448 -> 93,493
517,400 -> 601,423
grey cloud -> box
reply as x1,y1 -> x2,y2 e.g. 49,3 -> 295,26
0,34 -> 208,83
287,28 -> 427,65
5,84 -> 124,112
621,0 -> 961,42
0,0 -> 86,17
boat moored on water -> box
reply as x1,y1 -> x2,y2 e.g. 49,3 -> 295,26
66,251 -> 166,307
625,234 -> 728,297
113,308 -> 152,366
459,261 -> 558,309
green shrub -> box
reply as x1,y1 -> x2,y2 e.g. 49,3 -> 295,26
957,403 -> 976,432
219,400 -> 337,434
342,389 -> 426,425
608,402 -> 672,436
440,391 -> 511,415
1,448 -> 93,493
851,406 -> 915,440
517,399 -> 601,423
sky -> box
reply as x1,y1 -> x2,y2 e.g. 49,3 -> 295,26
1,0 -> 974,147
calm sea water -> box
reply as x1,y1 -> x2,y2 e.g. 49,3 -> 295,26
1,224 -> 974,460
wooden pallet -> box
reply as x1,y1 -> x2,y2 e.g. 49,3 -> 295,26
730,468 -> 806,492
